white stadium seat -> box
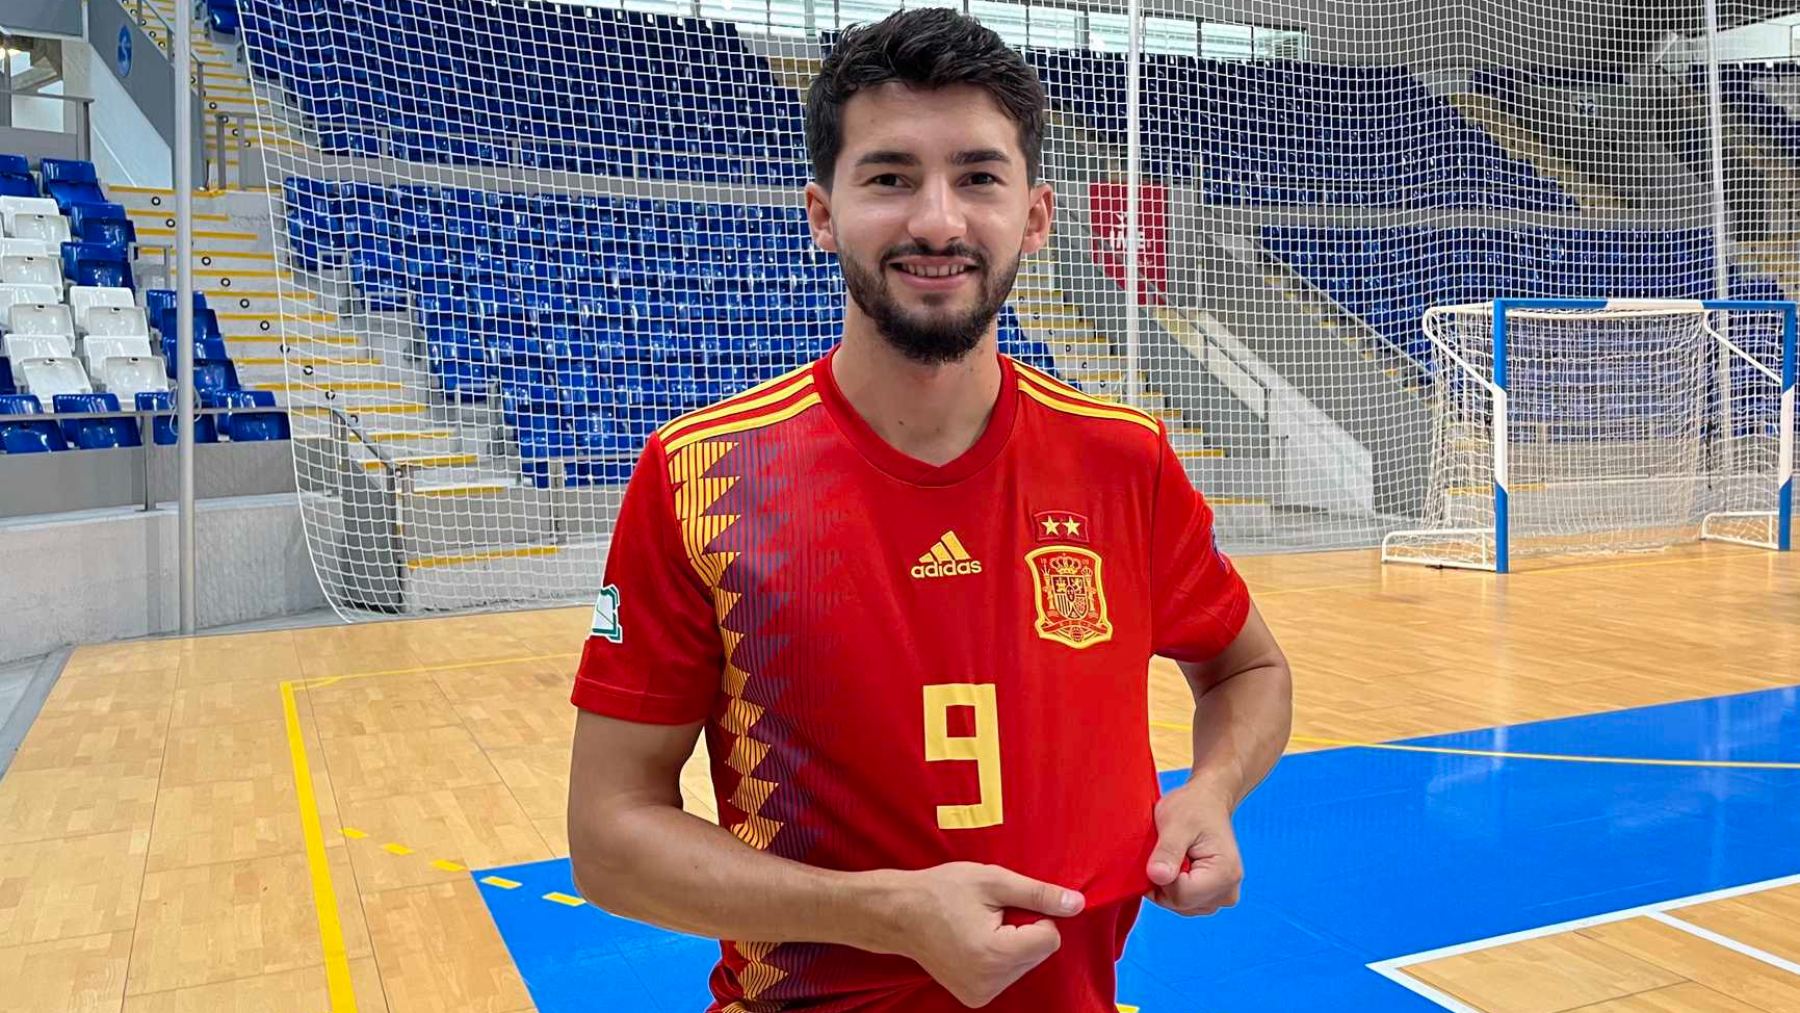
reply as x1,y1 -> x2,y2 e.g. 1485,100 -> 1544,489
81,335 -> 155,374
96,357 -> 166,399
81,306 -> 150,341
8,302 -> 73,338
69,286 -> 136,332
1,255 -> 62,288
0,238 -> 51,258
0,284 -> 62,322
0,197 -> 59,237
5,334 -> 75,368
13,213 -> 70,246
18,356 -> 91,400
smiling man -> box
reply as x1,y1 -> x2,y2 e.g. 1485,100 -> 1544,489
566,9 -> 1293,1011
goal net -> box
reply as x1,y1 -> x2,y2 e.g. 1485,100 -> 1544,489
228,0 -> 1800,616
1382,299 -> 1795,571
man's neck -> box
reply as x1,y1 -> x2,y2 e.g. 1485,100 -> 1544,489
831,313 -> 1002,468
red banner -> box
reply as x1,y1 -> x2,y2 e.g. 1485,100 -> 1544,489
1088,182 -> 1167,306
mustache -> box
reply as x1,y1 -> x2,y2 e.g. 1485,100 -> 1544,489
881,244 -> 987,269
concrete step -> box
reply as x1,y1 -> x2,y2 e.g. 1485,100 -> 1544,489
400,540 -> 605,612
135,228 -> 267,254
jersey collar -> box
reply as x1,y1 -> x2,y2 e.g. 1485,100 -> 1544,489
813,344 -> 1019,487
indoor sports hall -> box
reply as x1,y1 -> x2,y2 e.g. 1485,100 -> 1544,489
0,0 -> 1796,1011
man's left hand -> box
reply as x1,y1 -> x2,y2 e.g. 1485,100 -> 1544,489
1144,782 -> 1243,917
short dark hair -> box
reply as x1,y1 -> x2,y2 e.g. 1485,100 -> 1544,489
805,9 -> 1046,188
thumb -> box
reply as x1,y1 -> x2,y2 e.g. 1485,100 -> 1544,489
983,867 -> 1086,917
1147,821 -> 1199,887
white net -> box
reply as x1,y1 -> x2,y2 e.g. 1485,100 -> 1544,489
1382,301 -> 1792,570
229,0 -> 1800,615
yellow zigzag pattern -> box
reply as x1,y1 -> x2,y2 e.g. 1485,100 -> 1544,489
665,439 -> 787,1000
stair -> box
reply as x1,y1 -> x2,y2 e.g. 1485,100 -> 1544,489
121,0 -> 299,187
1449,93 -> 1626,213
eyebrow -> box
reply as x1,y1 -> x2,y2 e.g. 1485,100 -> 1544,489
852,148 -> 1014,169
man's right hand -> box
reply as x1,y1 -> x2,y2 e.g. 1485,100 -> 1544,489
876,862 -> 1086,1008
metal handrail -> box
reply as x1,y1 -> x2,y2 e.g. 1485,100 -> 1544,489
129,0 -> 179,61
325,404 -> 396,475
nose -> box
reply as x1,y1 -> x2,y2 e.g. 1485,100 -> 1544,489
906,175 -> 966,252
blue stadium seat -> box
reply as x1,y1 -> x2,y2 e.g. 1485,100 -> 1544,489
61,242 -> 133,289
214,389 -> 290,441
135,390 -> 219,445
70,203 -> 136,248
0,392 -> 64,452
39,158 -> 105,212
207,0 -> 241,34
51,392 -> 142,449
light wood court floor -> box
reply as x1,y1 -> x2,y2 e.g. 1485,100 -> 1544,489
0,543 -> 1795,1012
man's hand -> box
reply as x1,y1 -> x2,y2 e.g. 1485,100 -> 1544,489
1144,782 -> 1243,917
883,862 -> 1085,1008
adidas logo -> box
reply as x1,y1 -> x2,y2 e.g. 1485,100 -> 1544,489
911,531 -> 983,579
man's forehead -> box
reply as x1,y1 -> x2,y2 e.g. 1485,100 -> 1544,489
840,82 -> 1022,159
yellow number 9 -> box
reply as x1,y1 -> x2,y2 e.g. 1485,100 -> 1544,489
923,683 -> 1003,830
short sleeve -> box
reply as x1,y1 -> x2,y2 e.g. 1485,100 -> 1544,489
1149,428 -> 1251,663
571,435 -> 723,724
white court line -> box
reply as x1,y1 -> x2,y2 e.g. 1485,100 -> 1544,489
1650,911 -> 1800,976
1366,871 -> 1800,1009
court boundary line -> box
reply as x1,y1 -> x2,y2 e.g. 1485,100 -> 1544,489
277,651 -> 578,1013
1367,871 -> 1800,1007
1148,719 -> 1800,770
1648,911 -> 1800,976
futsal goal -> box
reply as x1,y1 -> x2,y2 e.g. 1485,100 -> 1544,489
1382,299 -> 1796,572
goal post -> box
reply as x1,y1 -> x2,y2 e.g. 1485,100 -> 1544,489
1382,298 -> 1796,573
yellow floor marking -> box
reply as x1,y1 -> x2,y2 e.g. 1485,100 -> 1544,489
382,843 -> 414,856
281,680 -> 359,1013
482,876 -> 521,889
432,860 -> 468,873
543,892 -> 586,907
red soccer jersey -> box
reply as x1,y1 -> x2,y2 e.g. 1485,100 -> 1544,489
572,348 -> 1251,1012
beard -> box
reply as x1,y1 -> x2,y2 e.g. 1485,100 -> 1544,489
838,241 -> 1020,366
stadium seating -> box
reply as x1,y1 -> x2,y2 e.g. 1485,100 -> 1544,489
0,155 -> 35,198
207,0 -> 241,35
137,390 -> 220,445
70,203 -> 136,248
0,393 -> 65,452
1261,225 -> 1787,363
8,302 -> 73,339
52,392 -> 141,449
61,243 -> 132,289
246,2 -> 808,186
1713,64 -> 1800,160
71,286 -> 137,331
39,159 -> 107,213
1031,53 -> 1572,210
1,196 -> 58,236
13,212 -> 69,246
288,179 -> 1052,486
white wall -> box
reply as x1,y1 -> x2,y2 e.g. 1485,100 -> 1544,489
0,495 -> 328,664
1717,14 -> 1800,61
60,34 -> 171,186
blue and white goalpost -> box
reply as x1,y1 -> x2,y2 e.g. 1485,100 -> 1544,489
1382,298 -> 1796,573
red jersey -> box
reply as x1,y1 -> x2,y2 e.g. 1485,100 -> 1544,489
572,348 -> 1250,1012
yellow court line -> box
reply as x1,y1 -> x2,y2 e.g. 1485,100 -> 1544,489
1148,719 -> 1800,770
281,680 -> 358,1013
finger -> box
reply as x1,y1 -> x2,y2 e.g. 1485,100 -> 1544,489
991,918 -> 1063,965
983,867 -> 1085,917
1152,869 -> 1240,915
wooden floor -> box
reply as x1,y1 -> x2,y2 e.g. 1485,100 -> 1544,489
0,543 -> 1796,1012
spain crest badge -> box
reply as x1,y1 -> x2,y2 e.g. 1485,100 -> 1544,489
1025,546 -> 1113,649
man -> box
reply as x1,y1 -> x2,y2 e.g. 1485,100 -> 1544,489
567,9 -> 1293,1010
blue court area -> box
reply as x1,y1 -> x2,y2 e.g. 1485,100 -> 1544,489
478,687 -> 1800,1011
